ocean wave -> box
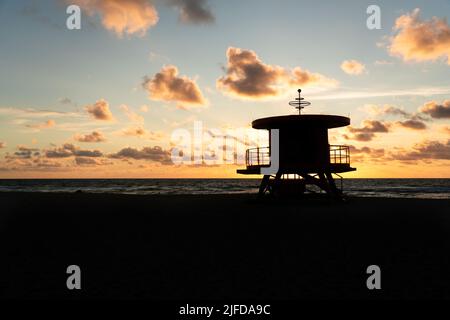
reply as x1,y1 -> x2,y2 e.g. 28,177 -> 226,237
0,179 -> 448,199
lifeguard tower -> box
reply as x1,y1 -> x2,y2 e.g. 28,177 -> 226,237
237,89 -> 356,198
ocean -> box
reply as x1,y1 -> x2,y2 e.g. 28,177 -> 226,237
0,179 -> 449,199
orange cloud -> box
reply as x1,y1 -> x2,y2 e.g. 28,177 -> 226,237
45,144 -> 103,158
217,47 -> 337,99
345,120 -> 390,141
364,104 -> 411,117
349,145 -> 385,157
5,146 -> 40,160
290,67 -> 338,88
349,145 -> 385,163
1,157 -> 64,171
395,119 -> 427,130
363,104 -> 430,124
123,127 -> 146,137
110,146 -> 172,164
2,144 -> 113,171
388,9 -> 450,65
340,60 -> 366,75
25,119 -> 55,129
419,100 -> 450,118
389,139 -> 450,161
85,99 -> 114,121
74,131 -> 106,143
142,65 -> 207,109
75,157 -> 112,166
120,104 -> 144,123
122,126 -> 164,140
349,120 -> 390,133
71,0 -> 159,37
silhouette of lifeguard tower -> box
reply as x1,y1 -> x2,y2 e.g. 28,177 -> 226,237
237,89 -> 356,199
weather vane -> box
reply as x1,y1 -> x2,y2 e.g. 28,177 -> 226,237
289,89 -> 311,115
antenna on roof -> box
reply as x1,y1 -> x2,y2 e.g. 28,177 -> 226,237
289,89 -> 311,115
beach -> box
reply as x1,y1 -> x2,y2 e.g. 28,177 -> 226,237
0,192 -> 449,299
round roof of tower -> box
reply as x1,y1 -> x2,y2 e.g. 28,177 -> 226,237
252,114 -> 350,129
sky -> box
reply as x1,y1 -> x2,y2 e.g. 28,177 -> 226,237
0,0 -> 449,178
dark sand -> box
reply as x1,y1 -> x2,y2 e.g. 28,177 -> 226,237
0,192 -> 449,300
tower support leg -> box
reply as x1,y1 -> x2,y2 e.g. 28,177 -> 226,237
325,171 -> 343,199
258,175 -> 271,197
318,172 -> 331,195
271,172 -> 282,197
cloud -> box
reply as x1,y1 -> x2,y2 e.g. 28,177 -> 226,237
340,60 -> 366,75
142,65 -> 207,108
122,127 -> 147,137
349,145 -> 385,157
45,143 -> 103,158
75,157 -> 112,166
120,104 -> 144,123
343,132 -> 375,142
1,158 -> 64,171
45,148 -> 72,158
419,100 -> 450,119
2,145 -> 111,171
216,47 -> 337,100
25,119 -> 55,130
349,120 -> 390,133
0,107 -> 79,118
121,126 -> 164,140
7,146 -> 40,160
74,131 -> 107,143
363,104 -> 429,123
289,67 -> 338,88
388,8 -> 450,65
365,104 -> 410,117
59,97 -> 73,105
217,47 -> 285,98
110,146 -> 172,164
2,144 -> 113,171
349,146 -> 384,154
70,0 -> 159,37
167,0 -> 214,24
390,139 -> 450,161
344,120 -> 390,141
364,104 -> 413,118
32,159 -> 64,169
85,99 -> 114,121
140,105 -> 150,112
69,147 -> 103,158
396,119 -> 427,130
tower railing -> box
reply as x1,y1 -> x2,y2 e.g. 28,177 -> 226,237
245,145 -> 351,167
246,147 -> 270,167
